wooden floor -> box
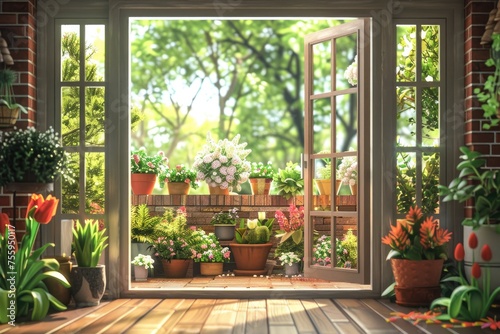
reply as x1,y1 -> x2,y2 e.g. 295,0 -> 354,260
0,298 -> 497,334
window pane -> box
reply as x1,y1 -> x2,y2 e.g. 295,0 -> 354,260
313,40 -> 331,94
422,152 -> 440,214
313,157 -> 332,211
335,156 -> 357,212
61,25 -> 80,82
85,87 -> 105,146
335,93 -> 358,152
85,25 -> 105,82
335,219 -> 358,269
85,152 -> 105,214
62,152 -> 80,214
62,87 -> 81,146
422,87 -> 440,147
313,98 -> 331,153
421,25 -> 440,82
396,86 -> 416,147
396,25 -> 416,82
312,216 -> 332,268
396,152 -> 416,214
335,34 -> 357,90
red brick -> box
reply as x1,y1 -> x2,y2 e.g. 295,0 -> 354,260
0,14 -> 17,24
0,196 -> 11,207
2,1 -> 29,13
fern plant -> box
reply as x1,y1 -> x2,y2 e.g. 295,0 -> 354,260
131,204 -> 160,243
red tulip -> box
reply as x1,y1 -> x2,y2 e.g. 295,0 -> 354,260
481,244 -> 492,262
472,262 -> 481,279
0,213 -> 10,236
468,232 -> 478,249
454,243 -> 465,262
27,194 -> 59,224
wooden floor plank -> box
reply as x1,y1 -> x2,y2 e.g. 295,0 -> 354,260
98,299 -> 162,334
269,325 -> 299,334
301,299 -> 339,334
245,307 -> 268,334
125,299 -> 186,333
173,298 -> 216,333
315,299 -> 349,322
158,299 -> 196,334
201,299 -> 238,331
232,299 -> 248,334
267,299 -> 294,326
286,299 -> 317,334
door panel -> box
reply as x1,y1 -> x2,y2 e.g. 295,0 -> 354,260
304,19 -> 370,284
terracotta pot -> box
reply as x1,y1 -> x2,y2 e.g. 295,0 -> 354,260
134,265 -> 149,281
131,173 -> 157,195
167,182 -> 190,195
70,265 -> 106,307
161,259 -> 190,278
230,242 -> 272,276
249,178 -> 272,195
314,179 -> 331,195
214,224 -> 235,241
208,186 -> 230,195
200,262 -> 223,276
390,259 -> 443,306
284,262 -> 300,276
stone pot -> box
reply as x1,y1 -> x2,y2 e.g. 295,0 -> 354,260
284,262 -> 300,276
133,265 -> 149,281
213,224 -> 236,241
70,265 -> 106,307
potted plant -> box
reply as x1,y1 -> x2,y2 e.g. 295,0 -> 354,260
381,206 -> 452,306
0,194 -> 70,324
151,207 -> 194,278
0,68 -> 27,127
439,146 -> 500,289
130,147 -> 168,195
230,217 -> 274,276
337,155 -> 358,195
273,161 -> 304,201
312,234 -> 332,266
130,204 -> 158,277
248,161 -> 276,195
192,132 -> 251,194
278,252 -> 301,276
70,219 -> 108,307
210,207 -> 239,241
160,164 -> 199,195
131,254 -> 155,281
336,229 -> 358,269
0,127 -> 73,190
315,158 -> 332,195
191,230 -> 231,276
275,205 -> 304,273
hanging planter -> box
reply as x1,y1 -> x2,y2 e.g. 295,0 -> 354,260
0,68 -> 28,128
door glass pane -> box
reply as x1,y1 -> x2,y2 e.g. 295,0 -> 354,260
85,87 -> 105,146
396,25 -> 416,82
396,86 -> 416,147
421,25 -> 440,82
335,93 -> 358,152
335,156 -> 357,212
422,87 -> 439,147
335,34 -> 357,91
62,152 -> 80,214
61,25 -> 80,82
312,40 -> 331,94
313,157 -> 332,211
61,87 -> 80,146
85,25 -> 105,82
313,98 -> 331,154
312,216 -> 332,268
334,218 -> 358,269
85,152 -> 105,214
396,152 -> 416,214
423,152 -> 440,214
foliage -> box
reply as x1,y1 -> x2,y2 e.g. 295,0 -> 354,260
275,237 -> 304,260
191,230 -> 231,263
235,218 -> 274,244
151,207 -> 194,261
193,133 -> 251,192
273,161 -> 304,200
439,146 -> 500,231
430,236 -> 500,322
278,252 -> 301,266
0,68 -> 27,114
211,207 -> 239,225
316,159 -> 331,179
72,220 -> 109,268
0,127 -> 73,187
275,204 -> 304,245
130,204 -> 160,243
0,194 -> 70,324
131,254 -> 155,269
249,161 -> 276,179
382,206 -> 451,261
336,229 -> 358,268
474,33 -> 500,129
337,156 -> 357,186
160,164 -> 199,189
131,147 -> 168,175
313,235 -> 332,266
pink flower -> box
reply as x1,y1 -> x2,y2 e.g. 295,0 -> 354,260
201,244 -> 207,249
133,154 -> 140,164
176,165 -> 182,171
147,162 -> 155,169
197,254 -> 202,258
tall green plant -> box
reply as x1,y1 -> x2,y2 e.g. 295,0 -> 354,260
72,220 -> 108,268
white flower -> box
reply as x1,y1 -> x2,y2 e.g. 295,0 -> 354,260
227,165 -> 236,175
247,219 -> 258,229
220,155 -> 228,163
203,154 -> 213,163
344,55 -> 358,86
211,160 -> 221,169
220,166 -> 228,175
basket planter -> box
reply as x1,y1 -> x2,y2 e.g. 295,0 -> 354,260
161,259 -> 190,278
167,182 -> 190,195
390,258 -> 443,306
200,262 -> 223,276
208,186 -> 230,195
0,106 -> 19,127
214,224 -> 236,241
230,242 -> 273,276
249,178 -> 272,195
131,173 -> 157,195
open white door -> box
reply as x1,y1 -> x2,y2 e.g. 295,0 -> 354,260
303,19 -> 370,284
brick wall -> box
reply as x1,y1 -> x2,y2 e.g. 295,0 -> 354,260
0,0 -> 37,238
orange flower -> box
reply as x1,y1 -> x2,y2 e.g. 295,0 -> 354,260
454,243 -> 465,262
381,220 -> 410,251
419,217 -> 438,249
27,194 -> 59,224
434,225 -> 452,246
406,206 -> 423,223
0,212 -> 10,236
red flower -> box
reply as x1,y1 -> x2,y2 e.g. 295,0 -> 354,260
481,244 -> 492,262
27,194 -> 59,224
472,262 -> 481,279
405,206 -> 423,223
468,232 -> 478,249
454,243 -> 465,262
0,212 -> 10,236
